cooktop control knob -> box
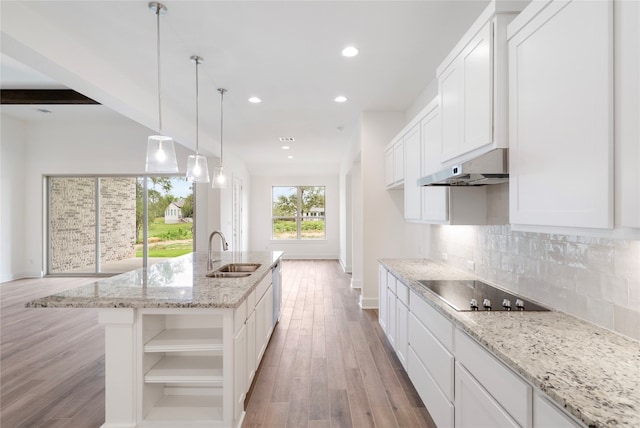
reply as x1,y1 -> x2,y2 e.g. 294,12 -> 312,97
502,299 -> 512,310
470,298 -> 478,311
516,299 -> 525,310
482,298 -> 491,310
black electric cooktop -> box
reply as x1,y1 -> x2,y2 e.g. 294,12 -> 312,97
418,280 -> 550,312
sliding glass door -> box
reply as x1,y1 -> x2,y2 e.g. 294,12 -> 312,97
47,175 -> 193,275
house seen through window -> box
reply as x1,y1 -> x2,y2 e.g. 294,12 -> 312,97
272,186 -> 325,240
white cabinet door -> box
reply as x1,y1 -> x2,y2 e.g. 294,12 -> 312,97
421,100 -> 442,178
461,20 -> 493,154
386,289 -> 397,349
396,301 -> 409,370
440,21 -> 493,163
246,309 -> 256,390
393,139 -> 404,185
533,393 -> 581,428
403,124 -> 422,221
384,148 -> 394,187
508,0 -> 613,228
422,187 -> 449,223
378,265 -> 388,332
455,362 -> 519,428
614,0 -> 640,228
439,62 -> 462,162
233,322 -> 247,421
255,292 -> 267,362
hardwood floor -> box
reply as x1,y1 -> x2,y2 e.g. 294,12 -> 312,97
242,260 -> 435,428
0,260 -> 435,428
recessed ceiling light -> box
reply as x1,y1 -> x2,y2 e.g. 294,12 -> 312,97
248,96 -> 261,103
342,46 -> 359,57
279,137 -> 295,142
281,146 -> 290,150
287,155 -> 294,159
334,96 -> 347,103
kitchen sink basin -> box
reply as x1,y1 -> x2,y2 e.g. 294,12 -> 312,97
216,263 -> 261,273
205,263 -> 262,279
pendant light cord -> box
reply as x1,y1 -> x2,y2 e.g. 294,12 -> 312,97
195,59 -> 199,154
219,88 -> 226,166
156,6 -> 163,134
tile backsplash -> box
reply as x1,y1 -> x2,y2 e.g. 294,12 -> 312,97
430,225 -> 640,340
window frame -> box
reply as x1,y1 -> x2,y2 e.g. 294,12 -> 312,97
271,185 -> 326,241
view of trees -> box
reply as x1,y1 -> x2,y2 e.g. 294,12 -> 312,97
272,186 -> 325,239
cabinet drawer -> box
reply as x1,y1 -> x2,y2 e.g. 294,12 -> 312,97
407,347 -> 454,428
408,313 -> 454,401
455,329 -> 532,426
387,272 -> 397,294
455,362 -> 519,428
409,290 -> 453,351
396,280 -> 409,306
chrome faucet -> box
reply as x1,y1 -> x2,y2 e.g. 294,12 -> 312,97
208,230 -> 229,270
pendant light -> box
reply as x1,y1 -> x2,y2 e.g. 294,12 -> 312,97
212,88 -> 228,188
145,2 -> 178,173
186,56 -> 210,183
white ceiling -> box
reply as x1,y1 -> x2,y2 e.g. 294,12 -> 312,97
0,0 -> 490,175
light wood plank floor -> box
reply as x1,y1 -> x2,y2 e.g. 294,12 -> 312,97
1,260 -> 435,427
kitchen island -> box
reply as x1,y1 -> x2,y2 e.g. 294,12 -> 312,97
379,258 -> 640,428
27,251 -> 283,428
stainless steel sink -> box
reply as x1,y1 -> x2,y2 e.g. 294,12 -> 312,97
206,263 -> 261,278
216,263 -> 261,273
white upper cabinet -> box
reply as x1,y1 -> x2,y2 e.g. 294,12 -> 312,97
508,0 -> 614,229
436,1 -> 524,167
614,0 -> 640,229
403,123 -> 422,221
385,137 -> 404,189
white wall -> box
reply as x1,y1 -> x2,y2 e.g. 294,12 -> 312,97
249,174 -> 340,259
0,111 -> 246,280
1,115 -> 28,281
359,111 -> 426,308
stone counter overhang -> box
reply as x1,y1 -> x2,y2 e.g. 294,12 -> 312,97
26,251 -> 283,309
379,258 -> 640,428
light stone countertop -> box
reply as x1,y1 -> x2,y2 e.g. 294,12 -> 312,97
379,258 -> 640,428
27,251 -> 283,309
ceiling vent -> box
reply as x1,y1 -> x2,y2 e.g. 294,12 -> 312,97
279,137 -> 295,142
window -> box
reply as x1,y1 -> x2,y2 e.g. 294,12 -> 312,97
272,186 -> 325,240
47,175 -> 194,275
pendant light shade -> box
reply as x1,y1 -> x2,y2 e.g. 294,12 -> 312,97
186,55 -> 210,183
212,88 -> 228,189
145,2 -> 178,173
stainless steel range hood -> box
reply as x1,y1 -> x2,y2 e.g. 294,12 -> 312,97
418,148 -> 509,186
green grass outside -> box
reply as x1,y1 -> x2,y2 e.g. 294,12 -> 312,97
136,220 -> 193,257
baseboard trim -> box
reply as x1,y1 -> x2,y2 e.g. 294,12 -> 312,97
359,296 -> 378,309
338,258 -> 352,274
350,278 -> 361,289
0,271 -> 42,283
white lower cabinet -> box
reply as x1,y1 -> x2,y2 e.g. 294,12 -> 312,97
378,265 -> 388,332
408,347 -> 455,427
233,322 -> 247,421
455,329 -> 532,426
134,272 -> 275,427
395,280 -> 410,370
377,265 -> 581,428
533,393 -> 581,428
455,362 -> 519,428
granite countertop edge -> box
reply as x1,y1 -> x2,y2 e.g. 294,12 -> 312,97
378,258 -> 640,428
26,251 -> 284,310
